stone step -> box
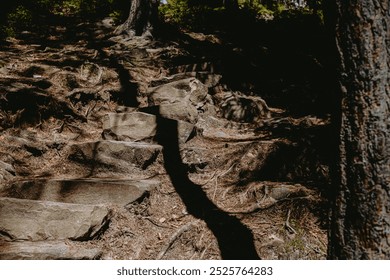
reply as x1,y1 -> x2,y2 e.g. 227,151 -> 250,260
102,112 -> 195,143
0,178 -> 158,206
0,197 -> 111,241
146,77 -> 215,123
68,140 -> 163,171
0,241 -> 102,260
141,103 -> 200,124
147,77 -> 194,105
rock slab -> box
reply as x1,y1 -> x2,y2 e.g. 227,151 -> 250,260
0,241 -> 102,260
68,140 -> 163,170
102,112 -> 194,143
1,179 -> 159,206
0,197 -> 111,241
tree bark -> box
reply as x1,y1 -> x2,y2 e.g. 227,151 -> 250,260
115,0 -> 159,37
329,0 -> 390,259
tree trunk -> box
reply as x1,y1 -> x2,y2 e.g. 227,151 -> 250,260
115,0 -> 159,37
329,0 -> 390,259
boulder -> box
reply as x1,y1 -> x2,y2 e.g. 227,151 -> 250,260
1,179 -> 158,206
0,197 -> 111,241
147,78 -> 194,105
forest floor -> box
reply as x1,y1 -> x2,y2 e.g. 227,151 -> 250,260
0,18 -> 330,259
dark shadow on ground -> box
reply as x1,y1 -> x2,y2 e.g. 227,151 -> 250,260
157,13 -> 336,118
15,18 -> 140,108
155,111 -> 260,260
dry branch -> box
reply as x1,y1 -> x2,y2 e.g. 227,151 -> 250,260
157,221 -> 198,260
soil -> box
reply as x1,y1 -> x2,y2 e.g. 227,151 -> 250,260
0,18 -> 329,259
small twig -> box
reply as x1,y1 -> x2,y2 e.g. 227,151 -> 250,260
189,251 -> 198,260
133,243 -> 143,260
142,216 -> 173,229
307,244 -> 326,256
200,242 -> 212,260
85,101 -> 97,118
196,170 -> 217,186
212,176 -> 219,200
35,122 -> 43,129
157,222 -> 198,260
210,163 -> 237,200
218,162 -> 237,178
284,209 -> 297,235
53,121 -> 65,133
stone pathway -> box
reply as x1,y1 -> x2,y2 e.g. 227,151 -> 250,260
0,20 -> 330,259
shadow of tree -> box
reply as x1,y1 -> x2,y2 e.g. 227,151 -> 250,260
155,112 -> 260,260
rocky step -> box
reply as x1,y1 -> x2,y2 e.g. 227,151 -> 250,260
102,111 -> 195,144
182,137 -> 327,182
146,78 -> 193,104
146,77 -> 215,123
68,136 -> 325,182
0,241 -> 102,260
0,178 -> 158,206
68,140 -> 163,172
0,197 -> 111,241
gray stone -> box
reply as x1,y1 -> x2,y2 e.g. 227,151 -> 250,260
0,197 -> 111,241
0,241 -> 102,260
158,102 -> 199,124
102,112 -> 194,143
1,179 -> 158,206
0,160 -> 15,184
147,78 -> 215,124
187,79 -> 209,106
196,72 -> 222,88
0,160 -> 15,175
68,140 -> 163,170
148,78 -> 194,105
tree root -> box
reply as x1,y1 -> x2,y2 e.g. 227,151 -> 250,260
284,209 -> 297,235
157,221 -> 198,260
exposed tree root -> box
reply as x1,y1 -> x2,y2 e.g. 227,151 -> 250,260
157,221 -> 198,260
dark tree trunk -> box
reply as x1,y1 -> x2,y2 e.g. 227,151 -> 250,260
329,0 -> 390,259
115,0 -> 159,37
